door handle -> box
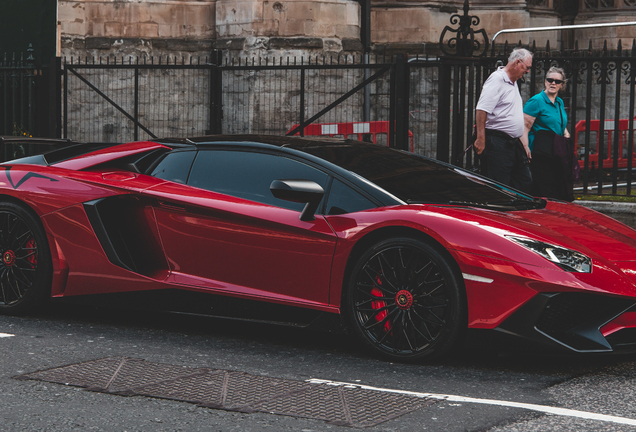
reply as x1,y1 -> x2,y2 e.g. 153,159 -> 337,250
157,201 -> 187,212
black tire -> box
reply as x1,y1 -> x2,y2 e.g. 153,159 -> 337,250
346,237 -> 466,362
0,202 -> 52,315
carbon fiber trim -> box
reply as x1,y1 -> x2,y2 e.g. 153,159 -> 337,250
496,292 -> 636,352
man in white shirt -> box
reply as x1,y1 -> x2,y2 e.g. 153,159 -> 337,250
474,48 -> 533,193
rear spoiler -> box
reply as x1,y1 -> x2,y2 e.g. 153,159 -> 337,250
2,142 -> 116,166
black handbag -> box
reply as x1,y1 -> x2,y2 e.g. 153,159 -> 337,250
532,101 -> 565,158
533,129 -> 556,157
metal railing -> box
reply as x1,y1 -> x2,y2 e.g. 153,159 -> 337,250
491,21 -> 636,48
0,46 -> 36,136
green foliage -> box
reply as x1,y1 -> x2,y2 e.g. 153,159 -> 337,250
12,123 -> 32,138
575,194 -> 636,203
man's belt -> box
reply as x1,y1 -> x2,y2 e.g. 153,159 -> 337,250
485,129 -> 517,141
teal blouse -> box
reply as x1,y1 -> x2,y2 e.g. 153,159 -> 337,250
523,90 -> 567,151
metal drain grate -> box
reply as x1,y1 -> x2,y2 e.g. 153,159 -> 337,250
16,357 -> 437,428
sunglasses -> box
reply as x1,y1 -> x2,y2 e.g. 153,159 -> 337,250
546,78 -> 564,84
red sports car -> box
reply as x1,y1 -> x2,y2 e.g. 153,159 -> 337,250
2,135 -> 636,361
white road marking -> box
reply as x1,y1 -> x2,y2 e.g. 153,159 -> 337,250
0,333 -> 14,338
307,378 -> 636,426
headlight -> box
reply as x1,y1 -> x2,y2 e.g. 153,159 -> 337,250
507,236 -> 592,273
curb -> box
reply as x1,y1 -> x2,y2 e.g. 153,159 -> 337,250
575,200 -> 636,229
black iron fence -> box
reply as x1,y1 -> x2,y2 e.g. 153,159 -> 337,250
1,49 -> 37,136
222,53 -> 412,151
0,45 -> 59,138
4,40 -> 636,197
63,55 -> 217,142
61,53 -> 412,152
439,40 -> 636,196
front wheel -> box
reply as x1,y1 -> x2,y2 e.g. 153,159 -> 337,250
346,237 -> 466,362
0,202 -> 52,315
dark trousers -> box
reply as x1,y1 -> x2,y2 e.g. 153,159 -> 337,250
482,131 -> 533,194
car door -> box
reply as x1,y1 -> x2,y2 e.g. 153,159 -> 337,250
144,148 -> 338,307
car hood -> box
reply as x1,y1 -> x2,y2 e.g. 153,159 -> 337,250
487,201 -> 636,263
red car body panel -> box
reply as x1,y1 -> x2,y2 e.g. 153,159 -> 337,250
325,202 -> 636,329
145,181 -> 338,306
5,162 -> 636,322
3,139 -> 636,354
42,204 -> 165,297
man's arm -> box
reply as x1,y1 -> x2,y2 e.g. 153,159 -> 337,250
474,110 -> 487,155
521,113 -> 535,160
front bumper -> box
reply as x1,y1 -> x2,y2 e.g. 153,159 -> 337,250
496,292 -> 636,352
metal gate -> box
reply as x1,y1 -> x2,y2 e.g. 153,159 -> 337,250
62,53 -> 412,151
63,56 -> 218,143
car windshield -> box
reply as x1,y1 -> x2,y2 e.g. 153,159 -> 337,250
298,143 -> 544,209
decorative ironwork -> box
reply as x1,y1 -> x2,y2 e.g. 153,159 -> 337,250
577,61 -> 587,85
439,0 -> 488,57
621,60 -> 631,85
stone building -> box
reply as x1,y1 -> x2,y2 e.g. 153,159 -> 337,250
51,0 -> 636,153
57,0 -> 636,61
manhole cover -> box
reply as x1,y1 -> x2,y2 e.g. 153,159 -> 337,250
16,357 -> 437,428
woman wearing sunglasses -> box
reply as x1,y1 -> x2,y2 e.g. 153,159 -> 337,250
523,67 -> 576,201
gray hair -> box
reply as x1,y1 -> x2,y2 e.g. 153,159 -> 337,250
546,66 -> 567,90
508,48 -> 533,64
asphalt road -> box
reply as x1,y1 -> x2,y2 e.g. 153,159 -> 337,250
2,302 -> 636,432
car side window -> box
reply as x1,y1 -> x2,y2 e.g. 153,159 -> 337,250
326,179 -> 377,215
149,150 -> 196,184
188,150 -> 329,212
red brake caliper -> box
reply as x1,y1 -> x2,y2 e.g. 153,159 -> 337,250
371,276 -> 392,332
25,237 -> 37,267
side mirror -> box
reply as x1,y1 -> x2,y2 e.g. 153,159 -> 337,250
270,179 -> 325,221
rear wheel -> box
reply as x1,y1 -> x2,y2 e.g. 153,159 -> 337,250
346,237 -> 466,362
0,202 -> 52,315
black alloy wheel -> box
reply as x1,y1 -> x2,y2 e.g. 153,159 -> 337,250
347,237 -> 466,361
0,202 -> 52,314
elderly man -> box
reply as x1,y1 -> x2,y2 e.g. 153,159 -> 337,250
474,48 -> 533,193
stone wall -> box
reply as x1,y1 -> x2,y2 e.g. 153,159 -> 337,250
216,0 -> 359,39
57,0 -> 572,60
57,0 -> 636,59
58,0 -> 361,60
578,201 -> 636,229
372,0 -> 561,52
59,0 -> 216,59
574,1 -> 636,50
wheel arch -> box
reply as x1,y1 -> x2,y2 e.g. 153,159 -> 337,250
0,194 -> 42,218
0,193 -> 54,266
0,194 -> 54,312
341,225 -> 466,309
